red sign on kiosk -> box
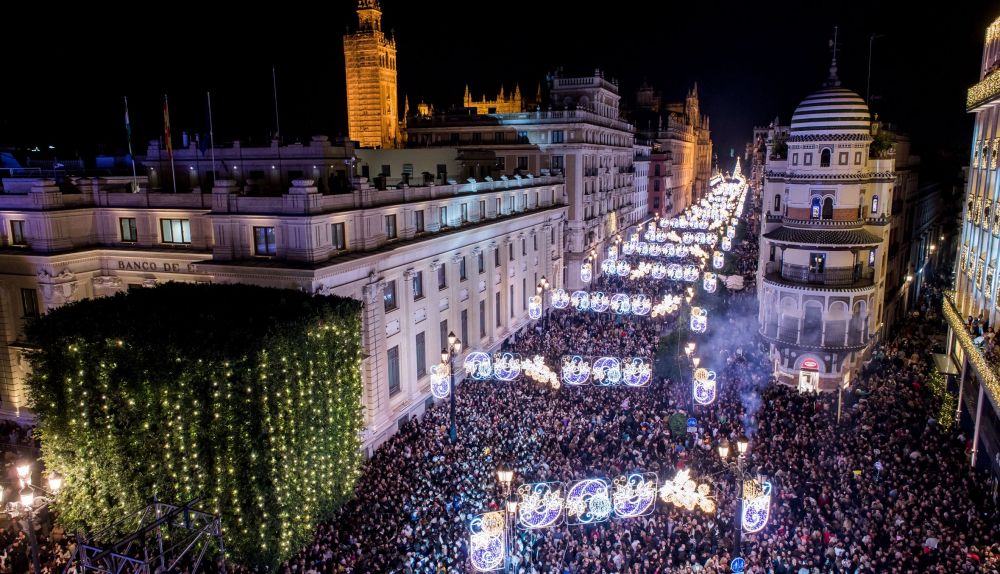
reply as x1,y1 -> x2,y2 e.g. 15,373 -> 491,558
801,358 -> 819,371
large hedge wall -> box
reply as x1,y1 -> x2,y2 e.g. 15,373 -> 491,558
26,283 -> 364,567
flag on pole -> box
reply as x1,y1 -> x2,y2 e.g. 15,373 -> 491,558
163,94 -> 174,160
124,103 -> 132,145
124,96 -> 139,192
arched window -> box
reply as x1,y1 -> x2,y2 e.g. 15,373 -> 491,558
811,197 -> 821,219
871,195 -> 879,215
773,194 -> 781,212
654,180 -> 660,192
820,148 -> 832,167
822,197 -> 834,219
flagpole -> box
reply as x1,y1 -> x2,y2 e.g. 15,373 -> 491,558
272,66 -> 281,142
124,96 -> 139,193
164,94 -> 178,193
207,91 -> 217,189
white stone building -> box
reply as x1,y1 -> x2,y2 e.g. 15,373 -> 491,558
757,63 -> 894,392
0,153 -> 566,454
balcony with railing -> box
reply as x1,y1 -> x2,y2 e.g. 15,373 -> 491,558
760,319 -> 868,349
943,290 -> 1000,406
764,262 -> 875,289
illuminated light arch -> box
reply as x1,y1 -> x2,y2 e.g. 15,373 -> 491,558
566,478 -> 612,525
692,367 -> 717,405
590,292 -> 610,313
469,511 -> 506,571
592,356 -> 623,386
612,473 -> 658,518
741,479 -> 772,534
630,295 -> 652,316
561,355 -> 592,385
622,357 -> 652,387
571,290 -> 591,311
516,482 -> 565,529
492,352 -> 521,381
464,352 -> 494,380
430,363 -> 451,398
550,288 -> 570,309
610,293 -> 631,315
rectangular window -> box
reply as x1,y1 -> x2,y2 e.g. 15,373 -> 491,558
440,320 -> 448,354
495,292 -> 501,327
403,163 -> 414,176
522,238 -> 526,256
120,218 -> 137,242
415,332 -> 426,378
496,156 -> 506,171
854,152 -> 862,165
551,227 -> 556,244
509,196 -> 514,213
517,156 -> 528,170
510,285 -> 515,317
522,278 -> 526,310
459,257 -> 467,281
479,300 -> 486,337
440,206 -> 448,228
552,155 -> 564,170
533,234 -> 538,251
838,152 -> 848,165
438,264 -> 447,289
551,130 -> 564,144
21,288 -> 38,319
415,210 -> 425,233
521,194 -> 527,210
381,164 -> 391,177
253,226 -> 277,256
989,266 -> 997,299
478,251 -> 485,273
479,200 -> 486,220
496,197 -> 502,215
461,203 -> 469,223
332,222 -> 346,250
461,309 -> 468,347
10,220 -> 26,246
385,214 -> 397,239
804,153 -> 813,166
160,218 -> 192,244
792,153 -> 798,166
869,250 -> 876,267
809,253 -> 826,273
495,247 -> 501,267
978,256 -> 986,287
387,346 -> 401,396
509,243 -> 515,261
769,245 -> 775,262
384,280 -> 397,312
413,271 -> 424,299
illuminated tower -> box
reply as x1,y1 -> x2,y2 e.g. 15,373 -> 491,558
344,0 -> 400,149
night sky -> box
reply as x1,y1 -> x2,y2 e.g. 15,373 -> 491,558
0,1 -> 994,176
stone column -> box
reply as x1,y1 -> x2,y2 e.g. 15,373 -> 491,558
361,277 -> 389,436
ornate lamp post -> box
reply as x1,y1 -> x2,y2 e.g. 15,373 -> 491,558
2,460 -> 62,574
535,275 -> 550,325
442,331 -> 463,444
718,435 -> 750,560
496,465 -> 518,574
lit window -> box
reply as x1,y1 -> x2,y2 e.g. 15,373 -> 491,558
253,226 -> 276,256
160,219 -> 191,244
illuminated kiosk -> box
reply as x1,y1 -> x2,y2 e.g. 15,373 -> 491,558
796,357 -> 821,393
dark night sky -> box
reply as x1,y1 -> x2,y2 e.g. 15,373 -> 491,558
0,1 -> 995,175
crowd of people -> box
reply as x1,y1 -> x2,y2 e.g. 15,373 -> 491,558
3,189 -> 999,574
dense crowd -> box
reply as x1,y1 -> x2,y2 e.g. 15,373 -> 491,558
3,190 -> 998,574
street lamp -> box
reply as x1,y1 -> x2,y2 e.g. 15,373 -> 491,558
535,276 -> 550,325
504,493 -> 519,574
497,465 -> 515,497
718,435 -> 750,560
442,331 -> 463,444
3,460 -> 62,574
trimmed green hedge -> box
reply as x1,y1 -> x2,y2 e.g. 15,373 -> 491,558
26,283 -> 364,567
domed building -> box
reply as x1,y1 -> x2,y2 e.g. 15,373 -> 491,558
756,59 -> 895,392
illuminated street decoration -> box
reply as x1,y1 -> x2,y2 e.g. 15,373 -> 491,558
609,293 -> 631,314
658,469 -> 716,514
683,265 -> 700,282
580,262 -> 593,284
601,258 -> 616,274
668,264 -> 683,280
713,251 -> 724,270
430,363 -> 451,398
566,478 -> 612,525
608,244 -> 618,259
690,307 -> 708,333
703,272 -> 717,293
592,356 -> 623,386
615,260 -> 631,277
652,263 -> 667,279
622,241 -> 636,256
682,232 -> 694,245
551,288 -> 570,309
622,357 -> 652,387
493,352 -> 521,381
692,367 -> 717,405
649,243 -> 662,256
590,292 -> 610,313
528,295 -> 542,319
561,355 -> 592,385
741,479 -> 772,534
517,482 -> 565,529
469,511 -> 506,571
722,237 -> 732,251
464,352 -> 494,380
612,473 -> 658,518
522,355 -> 559,389
727,226 -> 736,239
651,294 -> 682,318
571,290 -> 591,311
630,294 -> 652,316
